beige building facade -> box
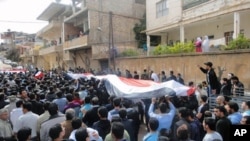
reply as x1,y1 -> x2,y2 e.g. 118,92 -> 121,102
35,0 -> 146,71
146,0 -> 250,52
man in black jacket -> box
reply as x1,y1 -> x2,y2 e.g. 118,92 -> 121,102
198,62 -> 221,96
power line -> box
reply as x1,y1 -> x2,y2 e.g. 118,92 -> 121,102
0,20 -> 47,24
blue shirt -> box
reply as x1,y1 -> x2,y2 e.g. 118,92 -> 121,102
228,112 -> 242,125
79,103 -> 92,118
52,98 -> 67,113
143,132 -> 158,141
148,102 -> 176,131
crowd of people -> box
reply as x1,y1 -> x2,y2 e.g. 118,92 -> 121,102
0,61 -> 249,141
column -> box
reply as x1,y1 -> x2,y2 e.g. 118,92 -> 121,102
233,12 -> 240,39
180,25 -> 185,42
147,35 -> 150,56
161,34 -> 167,44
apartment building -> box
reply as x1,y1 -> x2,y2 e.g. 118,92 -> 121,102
36,0 -> 145,70
146,0 -> 250,50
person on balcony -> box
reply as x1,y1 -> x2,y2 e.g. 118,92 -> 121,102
195,37 -> 202,52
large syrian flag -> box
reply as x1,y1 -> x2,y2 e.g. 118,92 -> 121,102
66,73 -> 191,99
102,75 -> 190,99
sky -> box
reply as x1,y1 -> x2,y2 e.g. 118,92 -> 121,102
0,0 -> 71,34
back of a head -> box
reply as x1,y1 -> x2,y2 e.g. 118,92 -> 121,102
111,122 -> 124,140
92,96 -> 99,105
71,118 -> 82,129
178,107 -> 188,118
49,123 -> 63,140
84,95 -> 91,104
48,103 -> 59,116
201,95 -> 208,103
159,103 -> 167,113
66,94 -> 73,102
118,108 -> 127,119
65,108 -> 75,120
75,127 -> 89,141
228,101 -> 239,112
148,117 -> 159,131
177,124 -> 189,140
22,102 -> 32,111
16,100 -> 23,108
98,106 -> 108,118
17,127 -> 31,141
56,91 -> 63,98
204,117 -> 216,130
113,97 -> 121,107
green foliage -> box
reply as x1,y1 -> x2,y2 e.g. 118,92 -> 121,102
226,34 -> 250,50
153,42 -> 195,55
5,48 -> 20,62
120,49 -> 139,57
133,13 -> 146,48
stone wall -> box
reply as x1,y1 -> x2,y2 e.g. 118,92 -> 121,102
115,50 -> 250,89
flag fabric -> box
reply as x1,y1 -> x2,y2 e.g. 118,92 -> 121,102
35,71 -> 44,79
66,73 -> 191,99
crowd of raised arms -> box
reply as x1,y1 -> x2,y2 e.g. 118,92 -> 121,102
0,65 -> 249,141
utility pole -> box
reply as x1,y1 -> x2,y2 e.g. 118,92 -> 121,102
108,11 -> 115,71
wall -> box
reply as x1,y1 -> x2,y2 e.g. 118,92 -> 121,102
165,11 -> 250,43
146,0 -> 182,32
114,50 -> 250,89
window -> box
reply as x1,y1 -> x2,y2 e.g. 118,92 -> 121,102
156,0 -> 168,18
224,31 -> 234,45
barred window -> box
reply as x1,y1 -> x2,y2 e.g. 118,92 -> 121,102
156,0 -> 168,18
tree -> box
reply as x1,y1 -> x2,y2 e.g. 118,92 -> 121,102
5,48 -> 20,62
133,13 -> 146,48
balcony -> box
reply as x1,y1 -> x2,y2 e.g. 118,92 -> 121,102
39,44 -> 62,55
182,0 -> 210,10
29,49 -> 39,56
63,35 -> 89,50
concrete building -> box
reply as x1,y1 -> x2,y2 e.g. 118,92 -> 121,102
36,0 -> 146,71
145,0 -> 250,53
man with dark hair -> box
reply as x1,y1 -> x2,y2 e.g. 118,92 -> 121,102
143,117 -> 159,141
82,97 -> 100,127
148,97 -> 176,132
133,71 -> 139,79
63,94 -> 81,116
75,127 -> 89,141
198,61 -> 221,96
119,108 -> 135,141
141,69 -> 149,80
167,70 -> 177,81
196,95 -> 209,123
14,102 -> 39,140
202,118 -> 222,141
110,122 -> 129,141
36,101 -> 51,139
108,97 -> 121,121
241,101 -> 250,116
225,101 -> 242,124
231,76 -> 244,96
40,103 -> 65,141
173,107 -> 191,140
49,123 -> 65,141
52,91 -> 67,113
220,78 -> 231,96
213,106 -> 231,141
10,100 -> 23,129
92,106 -> 111,140
17,127 -> 32,141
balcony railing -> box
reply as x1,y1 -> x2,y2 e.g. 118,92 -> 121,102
63,35 -> 89,50
29,49 -> 39,56
183,0 -> 210,10
39,44 -> 62,55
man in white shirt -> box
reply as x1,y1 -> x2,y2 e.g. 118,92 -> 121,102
14,102 -> 39,140
10,100 -> 23,129
150,71 -> 159,82
203,117 -> 223,141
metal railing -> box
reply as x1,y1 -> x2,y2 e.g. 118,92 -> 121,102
209,89 -> 250,112
182,0 -> 210,10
